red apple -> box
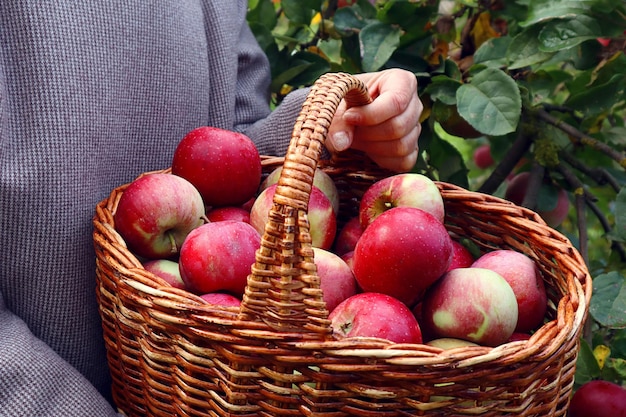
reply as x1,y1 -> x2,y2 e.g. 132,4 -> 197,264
143,259 -> 186,289
206,206 -> 251,223
313,247 -> 358,313
352,207 -> 453,307
505,172 -> 570,228
260,166 -> 340,215
341,250 -> 355,271
200,292 -> 242,307
329,292 -> 423,344
333,216 -> 363,257
359,173 -> 445,230
471,249 -> 547,333
569,380 -> 626,417
447,239 -> 475,271
473,144 -> 494,169
178,221 -> 260,296
508,332 -> 531,342
171,126 -> 262,207
250,183 -> 337,250
114,173 -> 205,259
421,267 -> 519,347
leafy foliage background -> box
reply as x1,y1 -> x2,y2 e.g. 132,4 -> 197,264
247,0 -> 626,388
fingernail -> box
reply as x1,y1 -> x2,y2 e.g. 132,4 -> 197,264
331,131 -> 350,151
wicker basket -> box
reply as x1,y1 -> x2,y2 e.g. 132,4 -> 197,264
93,72 -> 592,416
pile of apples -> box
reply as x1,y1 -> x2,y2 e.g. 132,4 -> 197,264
113,126 -> 549,349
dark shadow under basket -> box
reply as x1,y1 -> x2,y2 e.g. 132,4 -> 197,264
93,72 -> 592,416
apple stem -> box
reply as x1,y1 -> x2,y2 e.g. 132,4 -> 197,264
167,231 -> 178,254
201,214 -> 210,224
340,321 -> 352,335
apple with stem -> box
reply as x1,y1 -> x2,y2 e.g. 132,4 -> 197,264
171,126 -> 262,207
329,292 -> 423,344
113,173 -> 205,259
359,173 -> 445,230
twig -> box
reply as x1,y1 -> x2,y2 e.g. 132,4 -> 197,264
478,130 -> 533,194
556,162 -> 626,262
536,108 -> 626,168
559,151 -> 621,193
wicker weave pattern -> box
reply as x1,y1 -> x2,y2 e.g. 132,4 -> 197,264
93,73 -> 591,416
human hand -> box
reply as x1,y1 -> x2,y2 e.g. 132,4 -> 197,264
326,69 -> 422,172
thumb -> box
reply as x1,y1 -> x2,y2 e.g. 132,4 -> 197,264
326,105 -> 355,153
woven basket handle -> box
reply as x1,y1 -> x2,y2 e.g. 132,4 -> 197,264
239,72 -> 372,336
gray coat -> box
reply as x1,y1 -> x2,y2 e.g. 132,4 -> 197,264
0,1 -> 307,415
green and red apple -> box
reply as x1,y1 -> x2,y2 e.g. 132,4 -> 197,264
421,267 -> 519,347
250,183 -> 337,250
359,173 -> 445,229
471,249 -> 547,333
113,173 -> 205,259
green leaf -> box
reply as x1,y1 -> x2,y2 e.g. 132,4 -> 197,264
521,0 -> 597,27
455,68 -> 522,136
575,338 -> 603,386
507,26 -> 556,70
473,36 -> 512,67
333,7 -> 369,35
605,358 -> 626,382
359,22 -> 401,72
538,15 -> 601,51
590,271 -> 626,329
425,135 -> 469,187
283,51 -> 331,87
423,76 -> 461,105
564,74 -> 626,116
281,0 -> 321,25
246,0 -> 278,31
270,64 -> 310,92
522,68 -> 573,105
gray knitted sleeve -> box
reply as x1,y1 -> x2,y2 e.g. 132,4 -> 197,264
0,1 -> 310,416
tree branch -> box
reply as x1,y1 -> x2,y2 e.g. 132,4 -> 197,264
536,108 -> 626,168
559,151 -> 621,193
478,130 -> 533,194
556,162 -> 626,262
